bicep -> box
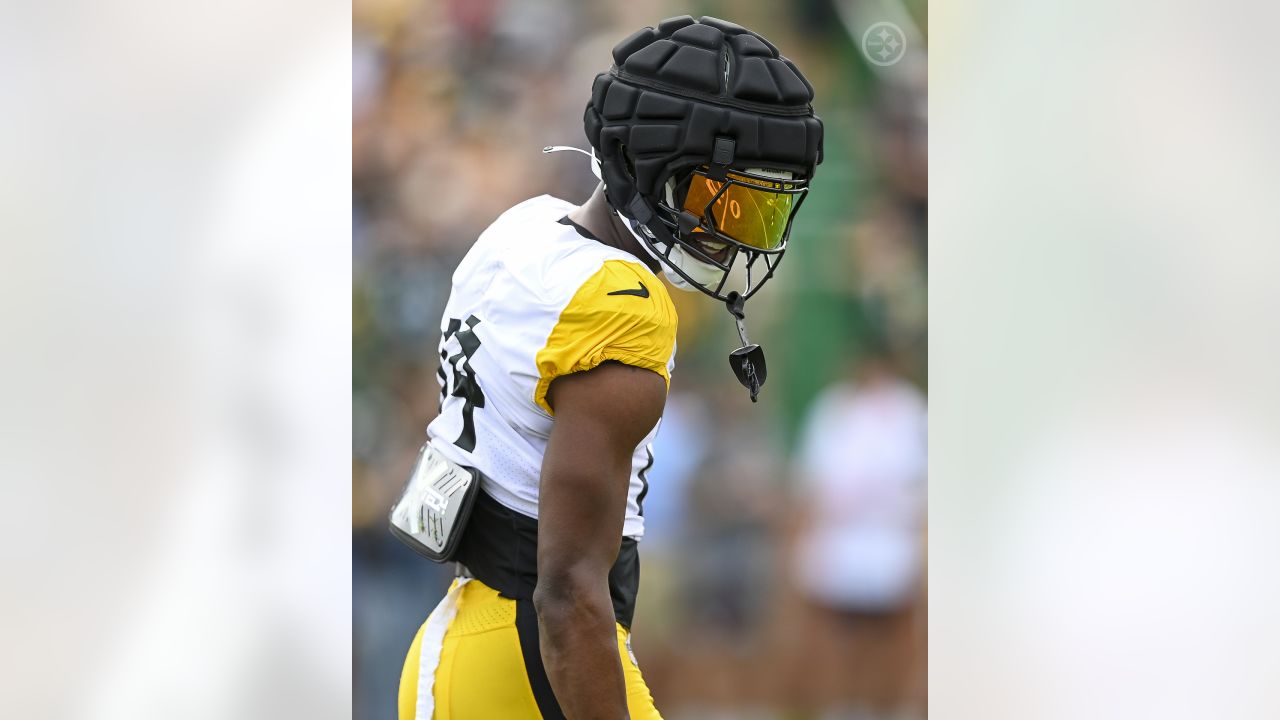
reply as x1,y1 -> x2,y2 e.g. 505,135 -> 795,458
538,361 -> 666,579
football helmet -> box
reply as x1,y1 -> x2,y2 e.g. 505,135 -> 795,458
584,15 -> 823,304
582,15 -> 823,400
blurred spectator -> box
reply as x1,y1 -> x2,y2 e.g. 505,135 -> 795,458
784,340 -> 927,716
793,342 -> 926,611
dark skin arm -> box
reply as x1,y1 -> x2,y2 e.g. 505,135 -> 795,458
532,361 -> 666,719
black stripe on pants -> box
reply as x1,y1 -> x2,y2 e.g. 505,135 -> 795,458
515,598 -> 566,720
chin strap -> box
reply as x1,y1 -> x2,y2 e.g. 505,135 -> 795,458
725,291 -> 767,402
541,145 -> 602,180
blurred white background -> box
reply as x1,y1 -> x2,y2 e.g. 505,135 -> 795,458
0,1 -> 350,717
931,0 -> 1280,717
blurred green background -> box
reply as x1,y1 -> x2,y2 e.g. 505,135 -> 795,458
354,1 -> 926,717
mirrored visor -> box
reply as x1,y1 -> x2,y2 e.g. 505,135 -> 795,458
681,168 -> 800,250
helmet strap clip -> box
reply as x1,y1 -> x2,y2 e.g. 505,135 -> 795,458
708,137 -> 735,181
677,210 -> 701,234
626,194 -> 654,224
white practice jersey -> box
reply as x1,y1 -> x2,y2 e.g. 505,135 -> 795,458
427,195 -> 678,540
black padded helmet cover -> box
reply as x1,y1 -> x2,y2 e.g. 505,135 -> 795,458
584,15 -> 824,224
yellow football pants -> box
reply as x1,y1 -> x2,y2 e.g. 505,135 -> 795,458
398,578 -> 662,719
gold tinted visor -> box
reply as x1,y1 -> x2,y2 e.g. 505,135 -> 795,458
681,168 -> 800,250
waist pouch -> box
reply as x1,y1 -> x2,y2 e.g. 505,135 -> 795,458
388,441 -> 482,563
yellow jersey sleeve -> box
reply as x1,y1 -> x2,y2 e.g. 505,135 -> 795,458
534,259 -> 677,415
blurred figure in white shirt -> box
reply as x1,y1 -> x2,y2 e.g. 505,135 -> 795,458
794,344 -> 926,611
786,340 -> 927,718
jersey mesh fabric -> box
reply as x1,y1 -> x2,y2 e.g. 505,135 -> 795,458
427,195 -> 677,539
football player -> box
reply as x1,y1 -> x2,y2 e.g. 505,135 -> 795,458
394,15 -> 823,719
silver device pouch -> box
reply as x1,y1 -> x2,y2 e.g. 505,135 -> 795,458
388,442 -> 482,563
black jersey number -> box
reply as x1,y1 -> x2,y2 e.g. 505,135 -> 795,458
437,315 -> 486,453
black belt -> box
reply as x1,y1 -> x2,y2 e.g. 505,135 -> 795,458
453,487 -> 641,629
